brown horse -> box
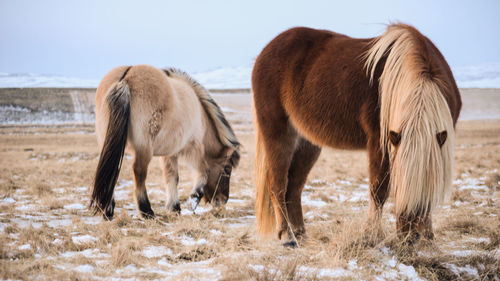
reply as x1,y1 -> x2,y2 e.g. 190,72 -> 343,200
90,65 -> 240,220
253,24 -> 461,246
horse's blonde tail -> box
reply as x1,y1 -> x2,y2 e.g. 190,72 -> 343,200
90,80 -> 130,219
253,106 -> 276,237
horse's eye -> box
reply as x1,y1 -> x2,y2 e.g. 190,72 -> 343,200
389,131 -> 401,146
224,165 -> 231,174
436,131 -> 447,147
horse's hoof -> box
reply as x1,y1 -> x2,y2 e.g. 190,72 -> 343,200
172,201 -> 181,214
188,196 -> 201,212
102,213 -> 114,221
103,199 -> 115,220
401,231 -> 420,246
167,201 -> 181,214
140,210 -> 155,219
283,240 -> 298,248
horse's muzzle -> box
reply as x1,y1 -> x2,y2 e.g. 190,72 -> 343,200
213,194 -> 228,207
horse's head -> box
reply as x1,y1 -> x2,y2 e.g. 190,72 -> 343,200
387,105 -> 454,222
203,149 -> 240,207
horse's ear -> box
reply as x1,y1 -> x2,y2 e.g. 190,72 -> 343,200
436,130 -> 447,147
389,131 -> 401,146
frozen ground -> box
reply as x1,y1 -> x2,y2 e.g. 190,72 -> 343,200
0,90 -> 499,279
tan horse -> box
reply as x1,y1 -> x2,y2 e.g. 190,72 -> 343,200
90,65 -> 240,219
253,24 -> 461,247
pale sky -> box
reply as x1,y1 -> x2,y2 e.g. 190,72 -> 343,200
1,0 -> 499,79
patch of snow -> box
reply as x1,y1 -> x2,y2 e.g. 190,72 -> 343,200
180,204 -> 211,215
381,269 -> 399,279
83,216 -> 101,225
47,219 -> 72,228
297,266 -> 352,279
348,259 -> 359,270
210,229 -> 222,235
338,180 -> 352,186
179,235 -> 208,246
455,178 -> 489,191
220,106 -> 236,113
451,250 -> 486,257
359,183 -> 369,189
387,257 -> 397,268
142,246 -> 173,258
15,204 -> 38,211
302,194 -> 327,207
74,264 -> 95,273
348,191 -> 367,202
398,264 -> 424,281
72,234 -> 98,245
227,198 -> 246,204
74,186 -> 88,192
60,248 -> 109,259
18,244 -> 31,250
14,219 -> 43,229
1,197 -> 16,204
53,238 -> 63,245
467,237 -> 491,244
446,263 -> 479,279
158,257 -> 172,267
64,203 -> 85,210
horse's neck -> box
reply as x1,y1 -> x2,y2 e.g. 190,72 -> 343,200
200,109 -> 225,159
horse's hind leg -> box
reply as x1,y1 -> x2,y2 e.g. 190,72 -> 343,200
262,123 -> 298,244
286,137 -> 321,239
104,197 -> 116,220
367,136 -> 390,238
133,149 -> 155,219
161,156 -> 180,213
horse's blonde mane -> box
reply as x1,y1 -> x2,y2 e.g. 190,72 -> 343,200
364,24 -> 454,217
165,68 -> 240,152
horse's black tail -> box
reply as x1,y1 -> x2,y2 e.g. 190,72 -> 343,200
90,81 -> 131,219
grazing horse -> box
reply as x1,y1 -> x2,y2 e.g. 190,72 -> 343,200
253,24 -> 461,246
90,65 -> 240,219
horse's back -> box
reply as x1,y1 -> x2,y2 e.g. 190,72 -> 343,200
95,65 -> 204,156
252,27 -> 378,148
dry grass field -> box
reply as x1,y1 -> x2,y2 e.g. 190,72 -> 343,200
0,91 -> 499,280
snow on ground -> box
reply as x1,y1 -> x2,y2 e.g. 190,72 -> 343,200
142,246 -> 173,258
1,62 -> 500,89
72,234 -> 98,245
0,72 -> 100,88
453,62 -> 500,88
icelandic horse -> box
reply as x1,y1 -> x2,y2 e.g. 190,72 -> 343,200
253,24 -> 461,246
90,65 -> 240,220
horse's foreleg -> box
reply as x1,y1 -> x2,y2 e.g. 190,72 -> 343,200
286,138 -> 321,240
161,156 -> 180,213
133,150 -> 154,219
189,170 -> 207,211
182,144 -> 208,211
367,136 -> 390,238
397,211 -> 434,243
417,213 -> 434,240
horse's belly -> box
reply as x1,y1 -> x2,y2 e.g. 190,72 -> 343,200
288,110 -> 367,150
